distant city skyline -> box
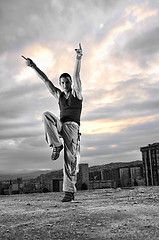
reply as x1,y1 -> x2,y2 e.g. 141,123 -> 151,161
0,0 -> 159,173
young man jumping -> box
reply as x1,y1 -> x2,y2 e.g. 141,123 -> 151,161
24,44 -> 83,202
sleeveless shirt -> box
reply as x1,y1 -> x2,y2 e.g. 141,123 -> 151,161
58,91 -> 82,125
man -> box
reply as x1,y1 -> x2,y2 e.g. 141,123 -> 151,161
24,43 -> 83,202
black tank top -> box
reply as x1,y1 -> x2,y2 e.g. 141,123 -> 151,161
58,92 -> 82,125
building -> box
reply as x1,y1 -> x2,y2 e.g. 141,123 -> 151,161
89,170 -> 101,181
103,168 -> 120,187
50,179 -> 63,192
48,164 -> 90,192
89,162 -> 144,189
140,142 -> 159,186
119,165 -> 144,187
0,182 -> 2,194
0,160 -> 145,195
76,164 -> 89,190
119,168 -> 130,187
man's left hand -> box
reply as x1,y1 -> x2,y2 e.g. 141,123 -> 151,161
75,43 -> 83,59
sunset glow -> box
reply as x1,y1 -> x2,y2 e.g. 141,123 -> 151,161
81,115 -> 157,135
1,0 -> 159,172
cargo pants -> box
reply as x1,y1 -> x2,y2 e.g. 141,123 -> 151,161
42,111 -> 80,193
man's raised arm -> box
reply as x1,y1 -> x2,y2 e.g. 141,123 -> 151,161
25,58 -> 61,99
73,43 -> 83,100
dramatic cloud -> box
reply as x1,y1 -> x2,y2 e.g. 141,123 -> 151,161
0,0 -> 159,173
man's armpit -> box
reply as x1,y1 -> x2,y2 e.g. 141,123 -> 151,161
72,87 -> 83,100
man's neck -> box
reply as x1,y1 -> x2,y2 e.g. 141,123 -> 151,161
64,89 -> 72,98
64,90 -> 71,99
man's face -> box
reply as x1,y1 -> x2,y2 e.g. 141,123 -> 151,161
60,77 -> 72,92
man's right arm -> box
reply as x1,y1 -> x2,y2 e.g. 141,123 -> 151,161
26,58 -> 61,99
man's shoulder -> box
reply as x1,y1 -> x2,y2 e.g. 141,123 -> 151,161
72,88 -> 83,101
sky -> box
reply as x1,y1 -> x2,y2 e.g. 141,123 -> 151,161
0,0 -> 159,173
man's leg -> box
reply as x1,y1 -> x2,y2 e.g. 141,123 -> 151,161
61,122 -> 80,201
42,111 -> 63,160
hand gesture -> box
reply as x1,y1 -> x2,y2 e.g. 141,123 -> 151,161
75,43 -> 83,60
26,58 -> 35,67
21,55 -> 35,67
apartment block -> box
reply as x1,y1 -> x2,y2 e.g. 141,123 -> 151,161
140,142 -> 159,186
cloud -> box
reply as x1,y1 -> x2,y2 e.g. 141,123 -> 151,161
0,0 -> 159,172
80,115 -> 159,161
124,26 -> 159,56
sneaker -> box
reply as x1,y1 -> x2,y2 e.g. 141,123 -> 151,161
51,145 -> 63,161
61,192 -> 74,202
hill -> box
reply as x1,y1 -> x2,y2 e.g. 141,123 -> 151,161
89,160 -> 142,171
0,160 -> 142,181
0,170 -> 52,181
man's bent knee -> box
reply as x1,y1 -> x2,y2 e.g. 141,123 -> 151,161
42,111 -> 51,119
42,111 -> 56,125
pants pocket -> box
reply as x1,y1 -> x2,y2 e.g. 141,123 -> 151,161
71,139 -> 79,156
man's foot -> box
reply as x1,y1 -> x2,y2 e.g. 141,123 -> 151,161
51,145 -> 63,161
61,192 -> 75,202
